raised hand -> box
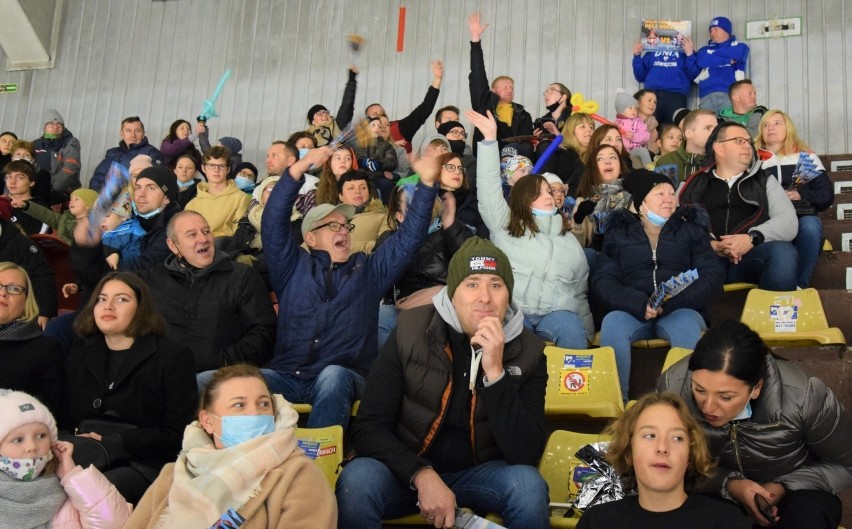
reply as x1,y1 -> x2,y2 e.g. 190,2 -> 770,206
467,13 -> 489,42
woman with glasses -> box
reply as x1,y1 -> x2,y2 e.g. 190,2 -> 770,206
0,262 -> 64,415
185,146 -> 252,238
469,110 -> 593,348
536,83 -> 572,134
755,110 -> 833,288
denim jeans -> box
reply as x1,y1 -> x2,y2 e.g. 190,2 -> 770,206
335,458 -> 550,529
794,215 -> 822,288
720,240 -> 798,291
698,91 -> 731,113
524,311 -> 588,349
377,303 -> 399,352
600,308 -> 706,399
261,366 -> 365,429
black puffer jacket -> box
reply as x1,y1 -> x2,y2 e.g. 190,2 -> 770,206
0,218 -> 57,317
659,354 -> 852,495
591,206 -> 724,321
376,220 -> 473,303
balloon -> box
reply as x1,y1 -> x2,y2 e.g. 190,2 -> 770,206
532,134 -> 563,173
198,70 -> 233,122
571,92 -> 622,132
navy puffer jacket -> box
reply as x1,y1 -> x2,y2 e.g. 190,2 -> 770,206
591,205 -> 724,321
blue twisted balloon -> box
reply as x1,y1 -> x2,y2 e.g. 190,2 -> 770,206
198,69 -> 232,121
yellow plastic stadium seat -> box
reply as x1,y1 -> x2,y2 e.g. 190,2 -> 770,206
740,288 -> 846,346
591,331 -> 669,349
291,401 -> 360,416
539,430 -> 613,528
544,346 -> 624,420
661,347 -> 693,373
295,425 -> 343,488
723,282 -> 758,293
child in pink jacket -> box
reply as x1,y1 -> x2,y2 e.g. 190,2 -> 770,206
614,89 -> 654,169
0,389 -> 132,528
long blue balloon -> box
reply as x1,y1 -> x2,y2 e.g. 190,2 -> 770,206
199,69 -> 233,121
532,134 -> 563,173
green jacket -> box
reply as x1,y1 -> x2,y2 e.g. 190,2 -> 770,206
19,200 -> 78,244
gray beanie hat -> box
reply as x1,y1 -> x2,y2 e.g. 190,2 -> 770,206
614,90 -> 637,115
43,109 -> 64,125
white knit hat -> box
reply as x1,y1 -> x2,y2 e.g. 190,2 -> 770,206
0,389 -> 58,442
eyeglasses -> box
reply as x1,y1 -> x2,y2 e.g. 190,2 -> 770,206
716,137 -> 754,148
543,87 -> 563,96
311,221 -> 355,233
445,129 -> 467,139
204,163 -> 229,170
0,284 -> 27,296
442,163 -> 466,174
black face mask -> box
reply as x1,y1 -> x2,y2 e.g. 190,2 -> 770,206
546,99 -> 563,113
448,140 -> 466,155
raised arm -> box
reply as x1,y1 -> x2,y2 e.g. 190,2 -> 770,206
467,110 -> 510,231
468,13 -> 493,112
395,60 -> 444,142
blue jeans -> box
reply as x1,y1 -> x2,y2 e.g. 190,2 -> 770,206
377,303 -> 399,352
524,311 -> 588,349
335,458 -> 550,529
600,308 -> 706,399
261,366 -> 365,429
720,240 -> 798,291
699,91 -> 731,113
794,215 -> 822,288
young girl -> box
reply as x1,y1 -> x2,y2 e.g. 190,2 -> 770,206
577,392 -> 751,528
614,90 -> 653,169
634,89 -> 659,155
655,123 -> 684,159
0,389 -> 131,528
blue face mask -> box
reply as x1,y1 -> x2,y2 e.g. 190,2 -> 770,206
132,201 -> 164,219
235,175 -> 256,192
531,207 -> 558,217
642,207 -> 668,227
214,414 -> 275,448
731,401 -> 752,421
177,178 -> 196,189
298,148 -> 310,160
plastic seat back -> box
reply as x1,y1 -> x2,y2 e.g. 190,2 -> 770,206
539,430 -> 612,528
741,288 -> 845,345
661,347 -> 693,373
295,425 -> 343,488
544,346 -> 624,420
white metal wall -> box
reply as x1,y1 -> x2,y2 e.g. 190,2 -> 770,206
0,0 -> 849,185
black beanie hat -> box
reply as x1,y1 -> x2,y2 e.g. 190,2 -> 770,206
437,120 -> 465,137
307,104 -> 329,123
136,166 -> 178,204
622,169 -> 674,212
446,237 -> 514,302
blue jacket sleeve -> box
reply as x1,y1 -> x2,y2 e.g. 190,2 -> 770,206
89,157 -> 111,191
369,181 -> 438,293
261,172 -> 304,295
798,171 -> 834,212
684,53 -> 702,80
632,54 -> 650,82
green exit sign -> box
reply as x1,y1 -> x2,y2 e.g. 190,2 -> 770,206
0,83 -> 18,93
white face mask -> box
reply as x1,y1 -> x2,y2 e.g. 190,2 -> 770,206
0,451 -> 52,481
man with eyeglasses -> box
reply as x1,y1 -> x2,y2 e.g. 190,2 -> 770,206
679,122 -> 798,291
261,146 -> 441,429
89,116 -> 163,191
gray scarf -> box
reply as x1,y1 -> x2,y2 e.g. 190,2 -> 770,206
0,471 -> 66,528
431,286 -> 525,341
0,319 -> 43,342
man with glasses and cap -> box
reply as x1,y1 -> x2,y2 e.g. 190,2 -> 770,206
261,145 -> 440,429
678,122 -> 797,290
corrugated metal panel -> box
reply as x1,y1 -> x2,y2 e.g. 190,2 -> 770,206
0,0 -> 849,186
